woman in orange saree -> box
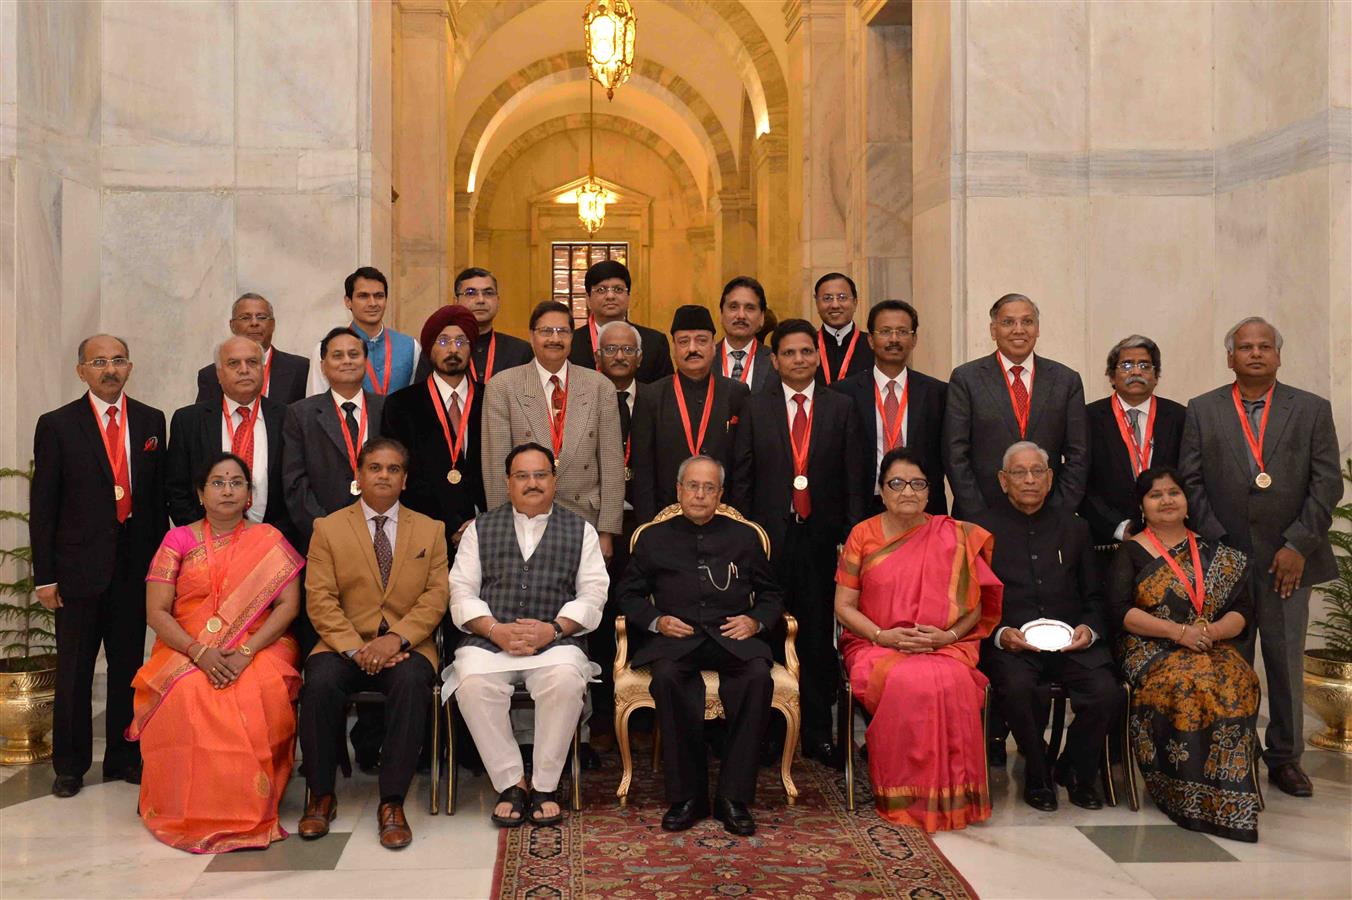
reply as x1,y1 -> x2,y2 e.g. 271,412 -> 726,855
128,452 -> 303,853
834,448 -> 1003,831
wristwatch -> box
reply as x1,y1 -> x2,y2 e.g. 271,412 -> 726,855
551,621 -> 564,641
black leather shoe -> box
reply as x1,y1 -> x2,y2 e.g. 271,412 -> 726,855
1023,779 -> 1058,812
987,737 -> 1007,767
661,798 -> 710,832
1269,762 -> 1313,797
51,775 -> 82,798
1054,763 -> 1102,810
104,762 -> 142,785
804,740 -> 844,770
713,797 -> 756,836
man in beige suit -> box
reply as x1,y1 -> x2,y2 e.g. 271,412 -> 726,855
481,300 -> 625,559
297,437 -> 449,850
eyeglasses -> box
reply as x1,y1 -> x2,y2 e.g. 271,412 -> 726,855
1004,466 -> 1050,480
589,285 -> 630,296
456,288 -> 497,299
231,314 -> 273,324
599,344 -> 639,357
1115,360 -> 1155,373
873,327 -> 915,340
883,477 -> 929,493
533,326 -> 571,337
681,481 -> 720,495
82,357 -> 131,369
434,336 -> 469,349
510,470 -> 554,483
818,292 -> 854,303
206,478 -> 249,491
997,317 -> 1037,329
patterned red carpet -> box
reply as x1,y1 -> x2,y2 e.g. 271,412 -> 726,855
491,749 -> 976,899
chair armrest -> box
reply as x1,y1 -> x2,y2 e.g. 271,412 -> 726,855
435,619 -> 446,668
614,615 -> 629,676
782,613 -> 800,681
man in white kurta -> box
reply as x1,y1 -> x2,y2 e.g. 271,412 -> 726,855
446,442 -> 608,826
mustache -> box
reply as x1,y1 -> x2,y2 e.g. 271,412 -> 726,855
1125,375 -> 1147,385
524,487 -> 544,495
884,344 -> 905,352
682,352 -> 705,360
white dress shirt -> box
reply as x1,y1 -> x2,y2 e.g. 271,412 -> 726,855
443,505 -> 609,695
1112,394 -> 1154,541
721,338 -> 757,383
534,359 -> 569,396
88,392 -> 132,492
871,366 -> 910,495
432,371 -> 471,414
360,498 -> 399,550
996,351 -> 1035,392
782,381 -> 816,514
329,386 -> 365,417
221,396 -> 269,523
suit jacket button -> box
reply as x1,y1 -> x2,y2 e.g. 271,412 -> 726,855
1031,554 -> 1038,560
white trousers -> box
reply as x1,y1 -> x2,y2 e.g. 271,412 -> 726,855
456,665 -> 586,793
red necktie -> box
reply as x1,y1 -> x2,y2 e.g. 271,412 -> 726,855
791,393 -> 811,519
232,406 -> 256,473
106,408 -> 132,523
1009,365 -> 1030,428
549,376 -> 564,430
884,382 -> 902,448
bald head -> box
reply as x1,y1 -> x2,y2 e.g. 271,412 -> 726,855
216,336 -> 265,404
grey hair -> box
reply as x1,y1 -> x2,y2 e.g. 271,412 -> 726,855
215,336 -> 266,367
76,334 -> 130,364
989,293 -> 1040,322
1002,441 -> 1050,469
1224,316 -> 1283,352
231,292 -> 273,317
677,454 -> 725,487
1105,334 -> 1161,376
597,319 -> 641,349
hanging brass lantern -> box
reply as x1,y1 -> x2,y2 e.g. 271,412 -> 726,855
576,177 -> 608,235
583,0 -> 637,99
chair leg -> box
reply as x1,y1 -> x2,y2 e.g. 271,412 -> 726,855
776,701 -> 800,805
429,689 -> 442,816
447,697 -> 458,816
571,722 -> 583,812
1101,738 -> 1117,807
615,703 -> 637,806
982,684 -> 992,805
1046,696 -> 1067,769
843,689 -> 855,812
1123,686 -> 1140,812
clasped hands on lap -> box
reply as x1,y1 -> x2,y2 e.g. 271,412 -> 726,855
656,614 -> 758,640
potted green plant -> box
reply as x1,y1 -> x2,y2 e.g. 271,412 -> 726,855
0,463 -> 58,764
1304,458 -> 1352,755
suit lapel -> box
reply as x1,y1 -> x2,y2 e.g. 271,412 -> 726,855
562,365 -> 593,452
78,395 -> 115,485
1216,388 -> 1256,473
384,507 -> 415,599
773,393 -> 794,463
346,503 -> 384,592
517,366 -> 552,447
977,356 -> 1021,436
127,400 -> 148,493
1258,382 -> 1296,470
1025,358 -> 1051,436
201,401 -> 223,460
317,397 -> 349,457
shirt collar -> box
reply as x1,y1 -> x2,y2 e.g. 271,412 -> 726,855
432,371 -> 469,405
723,336 -> 755,354
224,394 -> 260,416
534,359 -> 568,391
997,351 -> 1036,375
872,365 -> 909,391
1114,393 -> 1153,414
512,504 -> 554,525
88,392 -> 124,417
330,387 -> 364,410
823,322 -> 854,344
782,381 -> 816,403
350,322 -> 385,342
360,499 -> 400,522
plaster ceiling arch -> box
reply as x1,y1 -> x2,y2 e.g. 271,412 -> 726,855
459,51 -> 737,198
472,79 -> 714,208
473,112 -> 704,228
451,0 -> 785,139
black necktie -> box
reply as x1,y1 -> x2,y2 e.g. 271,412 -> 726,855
617,390 -> 632,442
341,401 -> 360,446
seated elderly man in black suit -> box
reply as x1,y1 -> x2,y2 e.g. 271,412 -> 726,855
618,455 -> 784,837
972,441 -> 1119,813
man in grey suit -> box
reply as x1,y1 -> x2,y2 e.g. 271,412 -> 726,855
943,293 -> 1089,520
1179,316 -> 1342,798
715,276 -> 778,395
481,300 -> 625,560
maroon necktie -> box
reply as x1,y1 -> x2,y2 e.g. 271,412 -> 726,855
106,408 -> 132,523
883,382 -> 902,448
232,406 -> 256,473
791,394 -> 811,519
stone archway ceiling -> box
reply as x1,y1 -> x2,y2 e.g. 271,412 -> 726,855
451,0 -> 787,138
472,112 -> 704,225
458,50 -> 737,197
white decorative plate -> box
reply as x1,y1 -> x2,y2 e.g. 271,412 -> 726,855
1021,618 -> 1074,651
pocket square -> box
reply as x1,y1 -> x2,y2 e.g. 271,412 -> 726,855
143,436 -> 158,452
415,548 -> 426,559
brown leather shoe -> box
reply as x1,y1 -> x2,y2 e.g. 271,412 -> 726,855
378,801 -> 412,849
298,793 -> 337,839
1269,762 -> 1314,797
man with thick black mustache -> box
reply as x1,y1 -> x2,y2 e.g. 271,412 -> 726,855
630,305 -> 750,522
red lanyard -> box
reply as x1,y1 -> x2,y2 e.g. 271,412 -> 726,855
202,520 -> 246,607
1230,382 -> 1274,472
672,376 -> 716,456
788,394 -> 815,477
427,377 -> 474,470
222,396 -> 262,443
872,378 -> 908,449
332,395 -> 368,478
88,394 -> 128,481
999,354 -> 1035,437
1143,528 -> 1206,617
1112,395 -> 1156,477
817,327 -> 860,384
364,329 -> 393,395
720,340 -> 756,384
469,332 -> 497,383
261,351 -> 273,396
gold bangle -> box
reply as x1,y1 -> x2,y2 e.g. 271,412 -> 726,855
189,643 -> 208,664
872,627 -> 882,643
948,629 -> 959,643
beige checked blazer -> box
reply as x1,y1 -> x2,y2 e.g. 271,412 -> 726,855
481,361 -> 625,534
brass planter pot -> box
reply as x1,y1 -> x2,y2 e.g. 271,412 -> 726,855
1303,649 -> 1352,755
0,657 -> 57,765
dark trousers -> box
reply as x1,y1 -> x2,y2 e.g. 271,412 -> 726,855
591,509 -> 638,731
649,640 -> 773,804
52,525 -> 146,778
1239,582 -> 1311,768
982,650 -> 1119,784
299,651 -> 434,800
775,520 -> 838,746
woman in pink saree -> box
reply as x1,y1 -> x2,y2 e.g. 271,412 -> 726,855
834,448 -> 1003,831
128,452 -> 303,853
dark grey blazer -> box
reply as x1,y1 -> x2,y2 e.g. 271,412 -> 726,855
943,352 -> 1089,519
715,339 -> 779,395
281,390 -> 385,546
1178,381 -> 1341,585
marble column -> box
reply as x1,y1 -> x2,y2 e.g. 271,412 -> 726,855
752,130 -> 795,314
713,187 -> 756,286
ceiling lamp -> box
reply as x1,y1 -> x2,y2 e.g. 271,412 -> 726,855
578,80 -> 607,234
583,0 -> 637,99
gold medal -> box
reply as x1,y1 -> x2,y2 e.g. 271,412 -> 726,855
447,469 -> 462,485
1255,471 -> 1272,489
113,485 -> 125,501
350,479 -> 360,496
624,467 -> 632,482
793,475 -> 809,491
206,616 -> 223,634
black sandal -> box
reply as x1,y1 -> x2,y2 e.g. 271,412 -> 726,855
491,785 -> 529,828
528,788 -> 564,826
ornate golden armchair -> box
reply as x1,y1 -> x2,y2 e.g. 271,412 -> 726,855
612,503 -> 801,805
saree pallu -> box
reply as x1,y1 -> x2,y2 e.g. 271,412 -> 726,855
1116,539 -> 1261,842
836,515 -> 1003,831
129,523 -> 304,853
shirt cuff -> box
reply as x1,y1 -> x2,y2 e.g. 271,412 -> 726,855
35,582 -> 56,592
649,618 -> 661,633
994,626 -> 1011,650
1113,520 -> 1130,541
557,599 -> 601,635
450,597 -> 494,631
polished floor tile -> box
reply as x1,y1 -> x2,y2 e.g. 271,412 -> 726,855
185,867 -> 497,899
1119,862 -> 1352,900
203,831 -> 353,872
1078,824 -> 1238,863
